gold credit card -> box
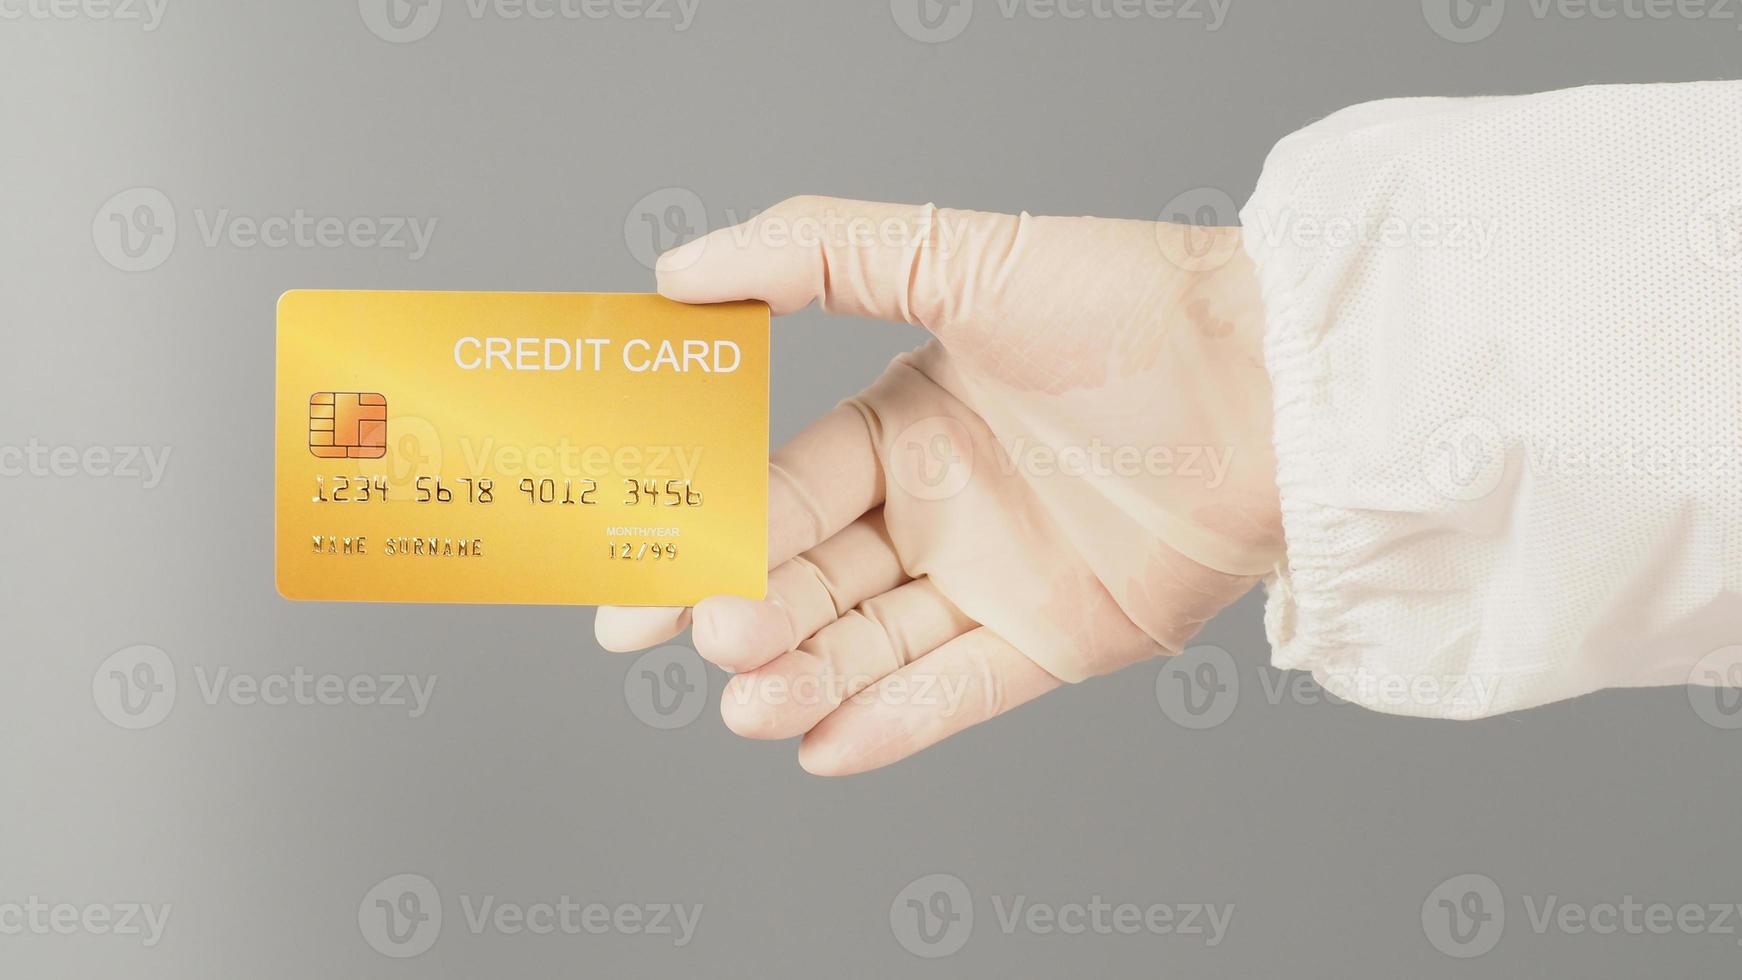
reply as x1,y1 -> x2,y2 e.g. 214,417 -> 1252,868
275,290 -> 769,607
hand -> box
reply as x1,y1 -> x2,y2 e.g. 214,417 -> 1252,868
598,197 -> 1282,775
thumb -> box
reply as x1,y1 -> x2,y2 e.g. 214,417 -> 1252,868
654,196 -> 1020,327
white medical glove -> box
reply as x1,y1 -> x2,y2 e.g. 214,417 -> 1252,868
597,197 -> 1281,774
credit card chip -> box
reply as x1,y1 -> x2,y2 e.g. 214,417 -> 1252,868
309,392 -> 388,459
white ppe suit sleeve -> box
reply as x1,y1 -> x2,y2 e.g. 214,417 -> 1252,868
1239,81 -> 1742,719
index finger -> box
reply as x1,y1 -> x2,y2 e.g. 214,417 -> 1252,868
654,196 -> 1018,328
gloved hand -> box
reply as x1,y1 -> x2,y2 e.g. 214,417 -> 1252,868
597,197 -> 1282,774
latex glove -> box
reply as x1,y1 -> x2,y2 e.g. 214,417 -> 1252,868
597,197 -> 1282,774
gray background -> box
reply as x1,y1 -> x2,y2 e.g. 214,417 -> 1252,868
3,0 -> 1739,976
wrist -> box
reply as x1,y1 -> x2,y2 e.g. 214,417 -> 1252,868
1167,227 -> 1286,567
